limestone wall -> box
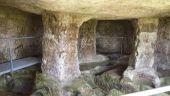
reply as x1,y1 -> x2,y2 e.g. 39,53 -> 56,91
96,20 -> 135,54
0,6 -> 43,63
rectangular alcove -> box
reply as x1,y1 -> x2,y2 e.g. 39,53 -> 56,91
96,20 -> 135,66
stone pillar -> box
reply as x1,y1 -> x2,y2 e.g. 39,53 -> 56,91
78,20 -> 108,66
78,20 -> 97,63
132,18 -> 159,68
42,12 -> 89,85
124,18 -> 160,88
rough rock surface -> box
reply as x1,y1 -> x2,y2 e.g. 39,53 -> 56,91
129,18 -> 159,68
0,6 -> 43,63
107,89 -> 123,96
65,78 -> 104,96
123,67 -> 160,88
155,18 -> 170,77
31,73 -> 60,96
78,19 -> 109,65
95,72 -> 137,94
124,18 -> 161,89
0,65 -> 40,96
1,0 -> 170,20
78,20 -> 97,63
42,12 -> 90,87
96,20 -> 135,54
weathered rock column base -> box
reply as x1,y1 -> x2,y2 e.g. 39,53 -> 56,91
123,67 -> 160,88
123,18 -> 160,87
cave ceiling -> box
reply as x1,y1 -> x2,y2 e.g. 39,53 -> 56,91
1,0 -> 170,20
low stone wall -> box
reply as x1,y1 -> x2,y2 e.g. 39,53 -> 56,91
0,6 -> 43,63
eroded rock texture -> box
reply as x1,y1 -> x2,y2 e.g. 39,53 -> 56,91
78,20 -> 109,70
124,18 -> 161,88
96,20 -> 135,54
123,67 -> 160,88
130,18 -> 159,68
155,18 -> 170,76
0,6 -> 43,63
42,12 -> 90,86
78,20 -> 97,63
1,0 -> 170,20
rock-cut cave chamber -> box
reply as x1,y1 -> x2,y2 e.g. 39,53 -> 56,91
0,1 -> 170,96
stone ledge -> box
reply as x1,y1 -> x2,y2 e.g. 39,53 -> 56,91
80,54 -> 109,71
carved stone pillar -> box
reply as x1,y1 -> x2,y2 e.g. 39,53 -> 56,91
42,12 -> 89,85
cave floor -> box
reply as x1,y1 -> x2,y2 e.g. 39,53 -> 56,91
0,53 -> 169,96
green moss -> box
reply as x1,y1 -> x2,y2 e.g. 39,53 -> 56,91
65,77 -> 105,96
0,66 -> 38,95
0,55 -> 8,63
0,76 -> 8,91
0,49 -> 8,63
161,77 -> 170,86
95,73 -> 137,94
107,89 -> 123,96
81,72 -> 96,87
94,73 -> 121,93
160,77 -> 170,95
121,77 -> 153,92
67,78 -> 87,91
32,73 -> 60,96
